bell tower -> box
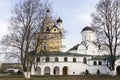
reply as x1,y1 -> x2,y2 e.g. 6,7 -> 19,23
57,17 -> 65,51
37,10 -> 65,53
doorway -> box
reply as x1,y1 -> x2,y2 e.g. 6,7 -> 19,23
62,66 -> 68,75
54,66 -> 59,75
116,66 -> 120,75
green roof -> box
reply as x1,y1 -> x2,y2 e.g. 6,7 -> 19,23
88,55 -> 109,60
37,52 -> 92,57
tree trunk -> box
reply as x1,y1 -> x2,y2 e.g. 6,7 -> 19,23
111,56 -> 115,70
24,72 -> 31,79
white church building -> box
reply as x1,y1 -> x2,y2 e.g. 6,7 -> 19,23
31,26 -> 120,76
30,10 -> 120,76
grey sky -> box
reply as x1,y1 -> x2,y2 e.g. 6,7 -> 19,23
0,0 -> 99,62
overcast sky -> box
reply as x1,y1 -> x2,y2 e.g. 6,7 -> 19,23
0,0 -> 99,62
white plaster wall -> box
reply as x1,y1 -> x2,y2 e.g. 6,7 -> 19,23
76,41 -> 110,56
77,45 -> 86,54
31,62 -> 111,75
39,56 -> 91,63
87,43 -> 98,55
31,56 -> 111,75
77,42 -> 99,55
81,31 -> 94,42
7,68 -> 19,73
88,65 -> 111,74
88,60 -> 107,66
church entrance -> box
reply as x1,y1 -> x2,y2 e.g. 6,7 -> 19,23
62,66 -> 68,75
54,66 -> 59,75
35,67 -> 41,75
116,66 -> 120,75
44,67 -> 50,75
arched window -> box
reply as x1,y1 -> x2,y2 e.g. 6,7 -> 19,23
55,57 -> 59,62
83,58 -> 87,64
73,58 -> 76,62
46,57 -> 49,62
46,27 -> 49,32
93,61 -> 97,65
98,61 -> 102,65
64,57 -> 67,62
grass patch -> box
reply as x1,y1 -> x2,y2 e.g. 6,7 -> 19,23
0,75 -> 120,80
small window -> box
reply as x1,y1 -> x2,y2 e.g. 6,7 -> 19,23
64,57 -> 67,62
42,43 -> 47,51
93,61 -> 97,65
43,45 -> 47,50
83,58 -> 87,64
98,61 -> 102,65
36,57 -> 40,62
46,27 -> 49,32
46,57 -> 49,62
73,72 -> 75,74
55,57 -> 58,62
54,29 -> 56,31
73,58 -> 76,62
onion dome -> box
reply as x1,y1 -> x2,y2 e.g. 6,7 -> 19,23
82,26 -> 94,32
57,17 -> 62,23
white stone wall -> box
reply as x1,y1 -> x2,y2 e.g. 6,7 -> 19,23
77,42 -> 109,55
87,65 -> 111,74
31,62 -> 111,75
7,68 -> 19,73
81,31 -> 94,42
88,60 -> 107,65
31,56 -> 111,75
39,56 -> 91,63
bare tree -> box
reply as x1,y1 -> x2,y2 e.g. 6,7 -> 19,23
91,0 -> 120,70
1,0 -> 52,78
